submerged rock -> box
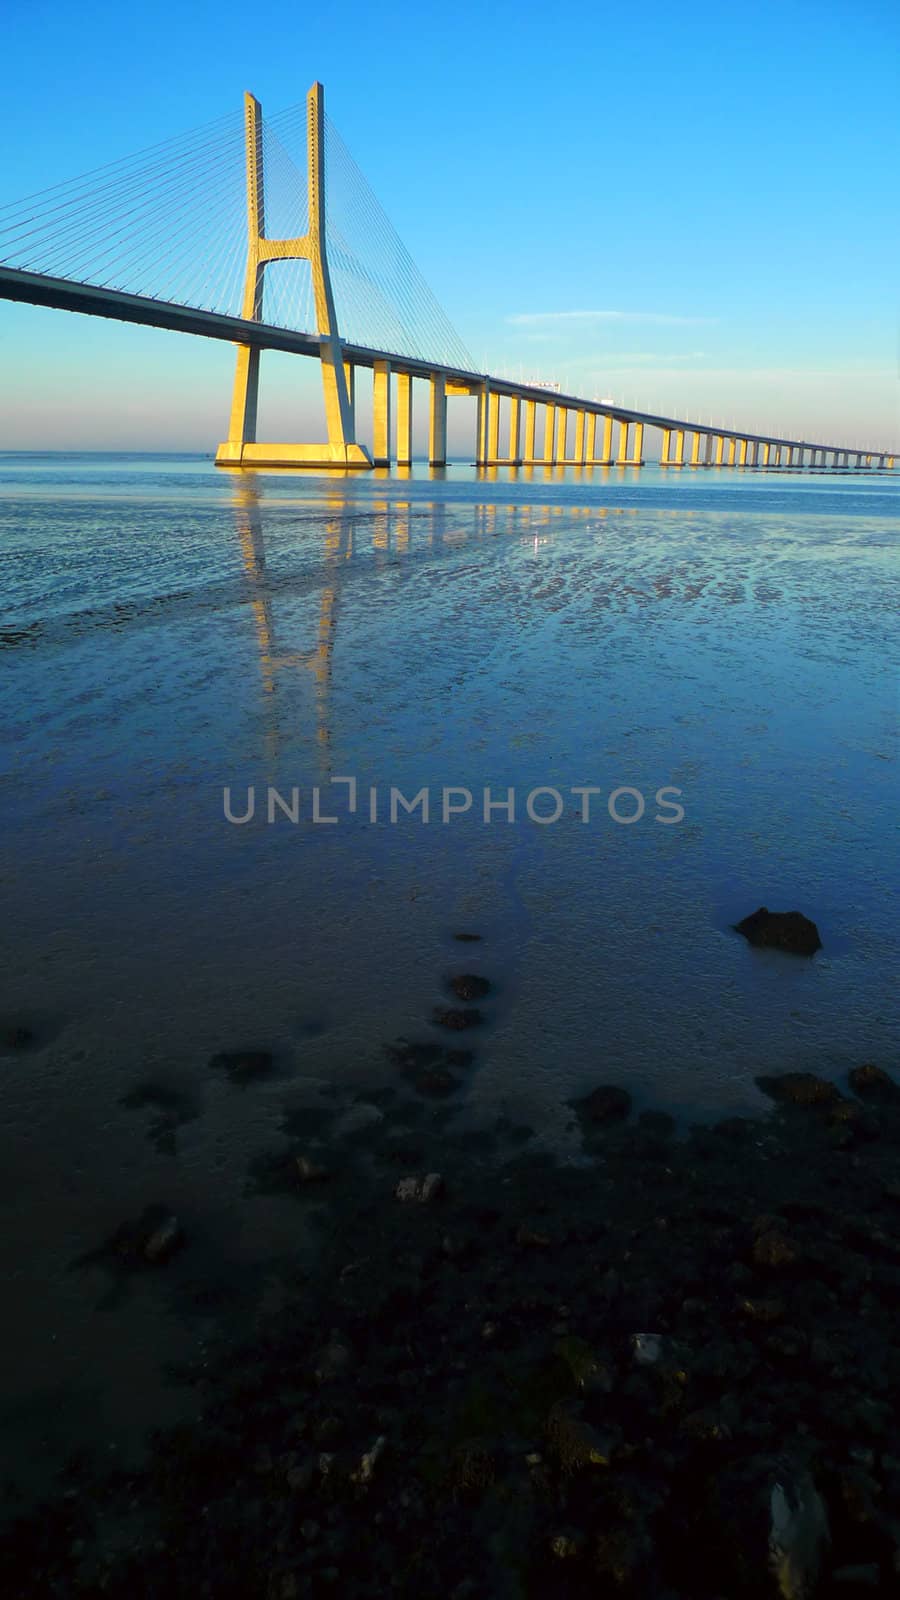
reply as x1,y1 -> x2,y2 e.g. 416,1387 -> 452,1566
143,1214 -> 184,1264
449,974 -> 491,1002
295,1154 -> 331,1184
769,1471 -> 830,1599
849,1063 -> 900,1102
756,1072 -> 839,1107
394,1172 -> 443,1204
575,1084 -> 632,1124
2,1025 -> 34,1051
735,907 -> 822,955
432,1007 -> 483,1031
208,1049 -> 273,1084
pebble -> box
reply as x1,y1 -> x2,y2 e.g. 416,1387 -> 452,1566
432,1007 -> 483,1031
735,906 -> 822,954
295,1155 -> 330,1184
394,1172 -> 443,1203
142,1215 -> 183,1264
449,974 -> 490,1001
632,1333 -> 662,1366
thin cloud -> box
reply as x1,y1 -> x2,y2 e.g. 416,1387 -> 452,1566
507,310 -> 717,327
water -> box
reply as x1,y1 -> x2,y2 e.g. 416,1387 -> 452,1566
0,452 -> 897,1494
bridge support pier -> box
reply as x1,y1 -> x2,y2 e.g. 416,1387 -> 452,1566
397,373 -> 413,465
574,410 -> 586,465
429,375 -> 447,466
543,404 -> 556,464
661,428 -> 671,465
523,400 -> 537,463
556,407 -> 568,462
585,413 -> 597,465
373,360 -> 391,465
728,438 -> 737,466
715,434 -> 725,466
508,395 -> 522,464
486,390 -> 501,463
216,84 -> 371,469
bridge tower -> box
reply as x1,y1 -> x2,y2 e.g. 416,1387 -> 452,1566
216,83 -> 372,468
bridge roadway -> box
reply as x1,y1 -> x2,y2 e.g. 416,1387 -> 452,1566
1,264 -> 891,466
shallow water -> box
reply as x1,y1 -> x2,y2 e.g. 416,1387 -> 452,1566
0,453 -> 897,1492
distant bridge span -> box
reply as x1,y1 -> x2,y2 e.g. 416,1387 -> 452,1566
0,85 -> 893,473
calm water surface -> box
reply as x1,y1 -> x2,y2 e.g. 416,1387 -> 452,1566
0,453 -> 897,1492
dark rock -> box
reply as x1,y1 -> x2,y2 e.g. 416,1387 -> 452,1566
449,974 -> 491,1001
756,1072 -> 839,1107
849,1063 -> 900,1102
546,1400 -> 620,1470
295,1154 -> 331,1184
394,1172 -> 443,1203
432,1007 -> 483,1031
752,1230 -> 799,1269
453,933 -> 482,942
549,1529 -> 585,1559
639,1109 -> 675,1137
450,1438 -> 495,1494
2,1025 -> 34,1050
208,1049 -> 273,1084
143,1214 -> 184,1264
313,1333 -> 352,1384
735,905 -> 822,954
575,1084 -> 632,1124
414,1068 -> 461,1098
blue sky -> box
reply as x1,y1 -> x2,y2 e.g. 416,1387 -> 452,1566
2,0 -> 897,451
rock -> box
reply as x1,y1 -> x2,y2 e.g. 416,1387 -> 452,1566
756,1073 -> 839,1108
350,1435 -> 386,1484
549,1530 -> 584,1559
769,1471 -> 830,1598
394,1172 -> 443,1204
632,1332 -> 663,1365
143,1214 -> 183,1264
738,1296 -> 785,1324
735,906 -> 822,955
208,1049 -> 273,1083
449,974 -> 490,1001
515,1224 -> 551,1249
555,1335 -> 612,1392
453,932 -> 482,942
546,1400 -> 620,1470
414,1068 -> 461,1098
450,1438 -> 495,1493
576,1084 -> 632,1124
753,1231 -> 799,1269
286,1460 -> 314,1492
432,1007 -> 483,1031
849,1064 -> 900,1102
313,1333 -> 352,1383
2,1025 -> 34,1050
682,1408 -> 733,1443
295,1155 -> 331,1184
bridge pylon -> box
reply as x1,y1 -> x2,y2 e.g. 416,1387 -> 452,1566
216,83 -> 372,469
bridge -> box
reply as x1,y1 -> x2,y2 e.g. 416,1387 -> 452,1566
1,83 -> 893,473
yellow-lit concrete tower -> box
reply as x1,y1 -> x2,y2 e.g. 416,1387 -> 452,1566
216,84 -> 371,468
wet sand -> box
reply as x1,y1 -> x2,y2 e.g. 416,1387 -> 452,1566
3,1054 -> 900,1598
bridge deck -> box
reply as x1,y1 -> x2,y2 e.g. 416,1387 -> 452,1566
0,266 -> 887,459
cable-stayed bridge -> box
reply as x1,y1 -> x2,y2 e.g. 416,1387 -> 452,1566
0,83 -> 893,472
